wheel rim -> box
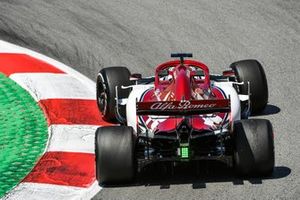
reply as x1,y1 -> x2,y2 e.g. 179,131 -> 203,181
97,78 -> 107,116
99,91 -> 107,115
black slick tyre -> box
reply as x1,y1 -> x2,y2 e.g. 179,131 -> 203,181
96,67 -> 131,122
233,119 -> 274,176
95,126 -> 136,185
230,60 -> 268,114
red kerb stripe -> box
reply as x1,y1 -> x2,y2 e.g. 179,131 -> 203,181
23,152 -> 95,187
0,53 -> 64,76
39,99 -> 114,126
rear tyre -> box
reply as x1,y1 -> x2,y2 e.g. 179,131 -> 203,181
96,67 -> 131,122
230,60 -> 268,114
233,119 -> 274,176
95,126 -> 136,185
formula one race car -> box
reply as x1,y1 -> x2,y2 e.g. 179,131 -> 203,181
95,53 -> 274,184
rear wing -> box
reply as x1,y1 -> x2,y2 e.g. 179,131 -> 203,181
136,99 -> 230,116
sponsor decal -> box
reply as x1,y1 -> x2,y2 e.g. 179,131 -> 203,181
138,99 -> 229,111
150,100 -> 217,110
137,99 -> 230,115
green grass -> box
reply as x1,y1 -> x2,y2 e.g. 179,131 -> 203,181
0,73 -> 48,197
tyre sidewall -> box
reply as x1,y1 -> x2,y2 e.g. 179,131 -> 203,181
230,60 -> 268,114
95,126 -> 136,184
234,119 -> 274,176
97,67 -> 131,122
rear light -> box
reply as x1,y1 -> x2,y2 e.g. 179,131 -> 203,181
177,143 -> 189,159
180,146 -> 189,158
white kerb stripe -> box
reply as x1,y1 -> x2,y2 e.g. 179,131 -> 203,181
0,40 -> 95,89
10,73 -> 96,101
1,182 -> 101,200
47,125 -> 98,153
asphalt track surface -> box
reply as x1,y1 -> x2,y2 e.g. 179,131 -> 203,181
0,0 -> 299,199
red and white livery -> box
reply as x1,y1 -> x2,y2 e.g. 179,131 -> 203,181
94,53 -> 274,185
